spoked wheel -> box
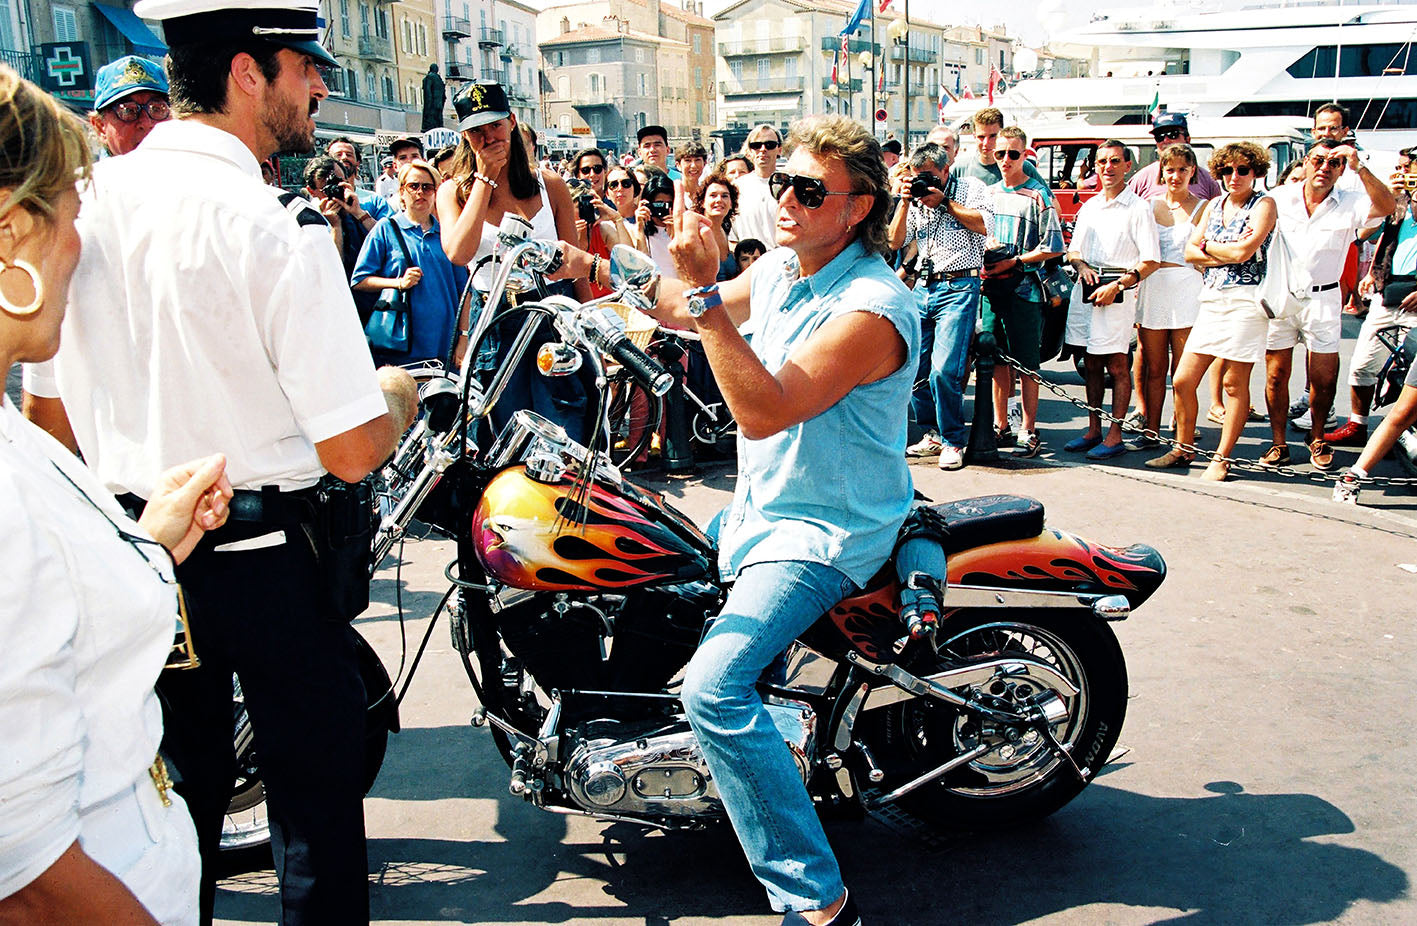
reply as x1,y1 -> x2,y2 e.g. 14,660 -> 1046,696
606,373 -> 662,470
690,402 -> 736,455
865,610 -> 1127,828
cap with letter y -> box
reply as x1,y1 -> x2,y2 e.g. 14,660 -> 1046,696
132,0 -> 338,67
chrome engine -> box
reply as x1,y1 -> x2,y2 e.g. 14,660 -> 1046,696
561,696 -> 817,819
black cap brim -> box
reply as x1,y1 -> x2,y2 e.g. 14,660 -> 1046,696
278,38 -> 338,68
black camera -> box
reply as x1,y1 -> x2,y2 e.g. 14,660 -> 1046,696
909,175 -> 941,199
322,179 -> 346,202
648,199 -> 673,220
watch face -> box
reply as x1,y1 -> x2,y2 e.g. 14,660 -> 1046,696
687,296 -> 707,317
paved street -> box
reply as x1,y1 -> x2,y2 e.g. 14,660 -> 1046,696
212,360 -> 1417,924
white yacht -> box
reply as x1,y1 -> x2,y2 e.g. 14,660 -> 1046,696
945,0 -> 1417,152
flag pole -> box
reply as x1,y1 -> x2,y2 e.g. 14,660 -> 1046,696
903,0 -> 909,149
869,2 -> 877,138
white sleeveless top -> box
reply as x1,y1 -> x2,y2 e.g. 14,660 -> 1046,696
469,177 -> 558,290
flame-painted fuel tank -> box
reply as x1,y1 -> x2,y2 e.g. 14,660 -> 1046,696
470,466 -> 716,591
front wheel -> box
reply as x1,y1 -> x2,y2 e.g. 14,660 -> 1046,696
863,610 -> 1127,828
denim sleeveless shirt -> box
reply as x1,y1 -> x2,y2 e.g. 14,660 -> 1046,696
717,240 -> 921,586
1202,191 -> 1269,288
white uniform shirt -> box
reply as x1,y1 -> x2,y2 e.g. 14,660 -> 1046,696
0,398 -> 199,923
1069,187 -> 1162,271
24,120 -> 387,497
730,172 -> 779,248
1269,183 -> 1382,291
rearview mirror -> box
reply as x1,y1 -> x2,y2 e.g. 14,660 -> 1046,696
608,244 -> 660,303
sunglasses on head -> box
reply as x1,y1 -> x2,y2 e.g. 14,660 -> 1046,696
992,149 -> 1023,161
748,140 -> 780,151
1154,129 -> 1186,141
1216,164 -> 1253,178
768,171 -> 855,209
607,178 -> 636,190
1308,154 -> 1346,169
578,163 -> 605,175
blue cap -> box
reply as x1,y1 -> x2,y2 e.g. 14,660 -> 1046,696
93,55 -> 169,112
1151,112 -> 1189,135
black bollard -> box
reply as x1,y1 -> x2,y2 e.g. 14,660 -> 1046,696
965,330 -> 1000,464
662,368 -> 696,473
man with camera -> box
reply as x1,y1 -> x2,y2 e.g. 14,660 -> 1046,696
327,135 -> 394,225
1063,140 -> 1160,460
888,134 -> 994,470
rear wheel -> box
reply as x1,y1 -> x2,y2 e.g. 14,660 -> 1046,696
864,610 -> 1127,828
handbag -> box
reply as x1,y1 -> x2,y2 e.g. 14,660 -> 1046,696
1255,221 -> 1304,321
1080,268 -> 1126,304
1038,260 -> 1074,312
363,221 -> 416,353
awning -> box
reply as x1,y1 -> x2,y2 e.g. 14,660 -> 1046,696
92,3 -> 167,57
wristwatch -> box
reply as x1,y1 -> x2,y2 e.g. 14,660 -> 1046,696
685,284 -> 722,318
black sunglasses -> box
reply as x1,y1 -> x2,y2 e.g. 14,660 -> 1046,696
748,140 -> 780,151
1154,128 -> 1186,141
1216,165 -> 1253,178
992,149 -> 1023,161
768,171 -> 856,209
578,163 -> 606,175
607,178 -> 636,190
1308,155 -> 1346,169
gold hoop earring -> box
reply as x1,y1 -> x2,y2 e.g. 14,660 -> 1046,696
0,257 -> 43,316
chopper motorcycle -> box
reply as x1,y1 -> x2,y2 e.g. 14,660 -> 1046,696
222,236 -> 1167,854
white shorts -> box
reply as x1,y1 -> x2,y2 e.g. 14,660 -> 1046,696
1065,282 -> 1137,355
1183,284 -> 1270,364
1349,295 -> 1417,387
1266,287 -> 1343,355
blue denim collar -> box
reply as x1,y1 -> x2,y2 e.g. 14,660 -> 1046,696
788,238 -> 869,298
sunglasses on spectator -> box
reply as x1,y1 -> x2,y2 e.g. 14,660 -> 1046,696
1154,129 -> 1186,141
1308,155 -> 1346,169
1097,156 -> 1127,166
1216,165 -> 1254,178
403,182 -> 437,193
109,99 -> 171,123
607,178 -> 636,190
768,171 -> 855,209
992,149 -> 1023,161
578,163 -> 606,175
748,140 -> 780,151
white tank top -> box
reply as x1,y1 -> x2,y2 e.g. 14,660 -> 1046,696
469,177 -> 558,290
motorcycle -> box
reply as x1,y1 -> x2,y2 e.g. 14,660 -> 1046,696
221,234 -> 1167,858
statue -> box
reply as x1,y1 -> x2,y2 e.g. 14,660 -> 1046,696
421,64 -> 446,132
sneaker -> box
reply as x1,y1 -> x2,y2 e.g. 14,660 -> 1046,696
1125,434 -> 1161,451
1332,469 -> 1364,504
1124,409 -> 1147,430
906,431 -> 942,457
1016,430 -> 1042,458
1007,397 -> 1023,431
1322,419 -> 1368,447
1288,394 -> 1310,420
938,443 -> 965,470
995,426 -> 1017,447
1291,407 -> 1339,432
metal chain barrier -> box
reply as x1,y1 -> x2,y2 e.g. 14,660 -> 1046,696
994,350 -> 1417,487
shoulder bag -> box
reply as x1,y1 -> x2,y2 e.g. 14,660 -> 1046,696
1255,207 -> 1304,321
364,221 -> 416,353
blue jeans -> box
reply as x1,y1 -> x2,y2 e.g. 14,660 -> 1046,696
682,560 -> 855,913
911,276 -> 981,448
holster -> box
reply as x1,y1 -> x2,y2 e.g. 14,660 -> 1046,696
314,476 -> 374,622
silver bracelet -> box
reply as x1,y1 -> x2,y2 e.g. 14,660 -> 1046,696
474,172 -> 499,190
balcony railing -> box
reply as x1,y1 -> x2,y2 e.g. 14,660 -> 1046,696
507,86 -> 532,104
718,77 -> 804,95
819,36 -> 880,56
0,48 -> 38,81
822,77 -> 863,92
442,15 -> 471,39
487,67 -> 509,86
358,34 -> 393,61
717,36 -> 805,56
478,27 -> 504,47
573,93 -> 616,107
502,42 -> 525,60
447,63 -> 473,80
890,44 -> 939,64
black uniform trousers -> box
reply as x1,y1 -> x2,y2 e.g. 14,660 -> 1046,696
157,515 -> 369,925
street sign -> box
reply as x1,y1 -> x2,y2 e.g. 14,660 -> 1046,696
875,108 -> 888,123
423,127 -> 458,150
38,43 -> 92,95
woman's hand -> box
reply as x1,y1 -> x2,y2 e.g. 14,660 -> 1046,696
139,454 -> 232,564
670,210 -> 721,288
399,267 -> 423,290
635,201 -> 653,229
474,140 -> 509,179
574,218 -> 588,248
1358,274 -> 1375,297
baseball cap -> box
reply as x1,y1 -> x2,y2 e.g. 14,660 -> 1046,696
454,82 -> 511,131
132,0 -> 338,68
637,125 -> 669,145
93,56 -> 169,112
882,139 -> 902,155
388,135 -> 424,156
1151,112 -> 1189,135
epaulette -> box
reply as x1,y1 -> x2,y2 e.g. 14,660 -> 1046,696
275,190 -> 329,229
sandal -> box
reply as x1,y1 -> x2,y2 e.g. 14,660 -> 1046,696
1257,444 -> 1290,467
1145,448 -> 1195,469
1205,407 -> 1227,425
1201,460 -> 1231,482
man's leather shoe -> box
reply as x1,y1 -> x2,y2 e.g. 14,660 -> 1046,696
1322,419 -> 1368,447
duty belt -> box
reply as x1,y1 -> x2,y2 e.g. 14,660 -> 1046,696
227,485 -> 321,525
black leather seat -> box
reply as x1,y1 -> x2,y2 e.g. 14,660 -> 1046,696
927,495 -> 1044,555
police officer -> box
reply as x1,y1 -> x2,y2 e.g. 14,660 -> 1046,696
22,1 -> 418,922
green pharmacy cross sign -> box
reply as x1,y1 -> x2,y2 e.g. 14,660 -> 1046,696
39,43 -> 93,94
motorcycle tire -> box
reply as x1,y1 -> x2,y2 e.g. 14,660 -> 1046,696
864,609 -> 1127,828
219,629 -> 394,860
606,373 -> 662,471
